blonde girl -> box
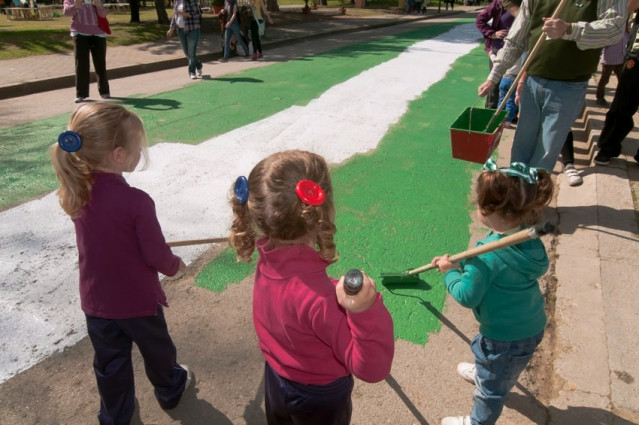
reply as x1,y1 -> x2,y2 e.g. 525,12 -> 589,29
51,103 -> 190,424
433,159 -> 554,425
230,150 -> 394,425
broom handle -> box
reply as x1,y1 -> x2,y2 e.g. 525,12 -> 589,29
167,237 -> 228,247
484,0 -> 572,131
407,222 -> 554,275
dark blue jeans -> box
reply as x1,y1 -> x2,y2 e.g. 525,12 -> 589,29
86,306 -> 188,425
470,331 -> 544,425
177,27 -> 202,74
264,362 -> 354,425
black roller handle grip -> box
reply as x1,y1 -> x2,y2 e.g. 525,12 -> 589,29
343,269 -> 364,296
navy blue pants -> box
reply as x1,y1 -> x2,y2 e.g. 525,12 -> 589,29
264,362 -> 354,425
86,306 -> 188,425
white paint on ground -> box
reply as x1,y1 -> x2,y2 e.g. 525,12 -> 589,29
0,23 -> 480,383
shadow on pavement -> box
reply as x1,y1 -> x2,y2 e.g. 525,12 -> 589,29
385,374 -> 430,424
112,96 -> 181,111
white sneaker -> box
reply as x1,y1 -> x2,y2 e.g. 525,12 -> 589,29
441,416 -> 471,425
563,163 -> 583,186
180,364 -> 193,391
197,67 -> 202,77
189,73 -> 197,80
457,362 -> 476,384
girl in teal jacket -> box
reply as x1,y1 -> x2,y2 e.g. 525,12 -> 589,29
432,159 -> 554,425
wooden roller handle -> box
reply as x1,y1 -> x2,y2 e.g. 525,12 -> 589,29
167,237 -> 228,247
408,222 -> 554,275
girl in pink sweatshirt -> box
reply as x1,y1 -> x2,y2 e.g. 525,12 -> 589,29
230,150 -> 394,425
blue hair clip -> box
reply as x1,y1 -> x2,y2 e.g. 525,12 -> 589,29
234,176 -> 249,205
58,131 -> 82,153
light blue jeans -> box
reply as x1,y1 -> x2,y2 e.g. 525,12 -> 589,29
224,20 -> 248,59
177,28 -> 202,75
511,75 -> 588,171
470,331 -> 544,425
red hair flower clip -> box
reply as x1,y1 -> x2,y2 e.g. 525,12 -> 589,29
295,180 -> 325,206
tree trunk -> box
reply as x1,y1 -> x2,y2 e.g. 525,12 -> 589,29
155,0 -> 170,24
129,0 -> 140,22
266,0 -> 278,12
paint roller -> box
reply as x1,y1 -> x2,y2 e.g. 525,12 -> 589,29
381,221 -> 555,285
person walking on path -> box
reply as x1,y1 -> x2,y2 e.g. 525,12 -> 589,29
248,0 -> 272,60
596,26 -> 629,105
432,159 -> 554,425
167,0 -> 203,80
222,0 -> 249,61
229,150 -> 394,425
50,103 -> 191,425
595,9 -> 639,165
63,0 -> 110,103
478,0 -> 627,171
476,0 -> 518,109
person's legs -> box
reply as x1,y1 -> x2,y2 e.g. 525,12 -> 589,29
498,77 -> 516,122
561,131 -> 574,165
510,76 -> 542,165
73,35 -> 91,99
88,35 -> 110,96
527,77 -> 587,171
117,306 -> 189,411
596,62 -> 639,162
229,20 -> 248,57
596,64 -> 614,100
264,362 -> 353,425
469,332 -> 544,425
250,19 -> 262,55
184,28 -> 202,74
86,315 -> 136,425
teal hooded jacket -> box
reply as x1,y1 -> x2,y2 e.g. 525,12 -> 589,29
443,230 -> 548,341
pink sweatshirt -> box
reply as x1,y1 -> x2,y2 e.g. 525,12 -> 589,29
253,238 -> 395,386
63,0 -> 107,36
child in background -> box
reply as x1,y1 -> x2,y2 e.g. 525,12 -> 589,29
229,150 -> 394,425
432,159 -> 553,425
51,103 -> 190,424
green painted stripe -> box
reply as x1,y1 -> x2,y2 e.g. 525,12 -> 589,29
195,45 -> 488,345
0,20 -> 471,211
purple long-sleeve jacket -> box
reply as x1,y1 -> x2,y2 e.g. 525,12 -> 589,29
73,173 -> 181,319
476,0 -> 514,53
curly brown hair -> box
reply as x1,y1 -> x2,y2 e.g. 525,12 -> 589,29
476,168 -> 554,226
230,150 -> 337,263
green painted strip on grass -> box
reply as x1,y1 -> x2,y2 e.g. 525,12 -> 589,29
0,19 -> 474,211
195,45 -> 488,345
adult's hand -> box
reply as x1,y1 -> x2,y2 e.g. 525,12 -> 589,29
478,80 -> 495,97
542,17 -> 570,39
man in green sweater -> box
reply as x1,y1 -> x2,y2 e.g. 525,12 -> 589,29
478,0 -> 627,172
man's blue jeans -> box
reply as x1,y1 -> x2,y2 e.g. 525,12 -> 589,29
177,28 -> 202,74
470,331 -> 544,425
511,75 -> 587,171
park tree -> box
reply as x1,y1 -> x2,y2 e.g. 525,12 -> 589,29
266,0 -> 279,11
154,0 -> 171,24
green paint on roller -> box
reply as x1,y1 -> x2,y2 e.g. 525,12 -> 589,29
196,43 -> 488,344
0,21 -> 468,211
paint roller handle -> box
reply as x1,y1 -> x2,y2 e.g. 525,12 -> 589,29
167,237 -> 228,247
410,222 -> 555,275
343,269 -> 364,296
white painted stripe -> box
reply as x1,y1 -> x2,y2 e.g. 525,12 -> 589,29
0,22 -> 480,383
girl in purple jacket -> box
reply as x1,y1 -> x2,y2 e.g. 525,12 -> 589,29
51,103 -> 190,424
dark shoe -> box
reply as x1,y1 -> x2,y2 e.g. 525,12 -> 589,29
594,152 -> 611,166
100,93 -> 111,99
596,97 -> 608,106
220,57 -> 228,63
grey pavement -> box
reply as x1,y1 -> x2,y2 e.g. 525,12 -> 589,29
2,7 -> 639,424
